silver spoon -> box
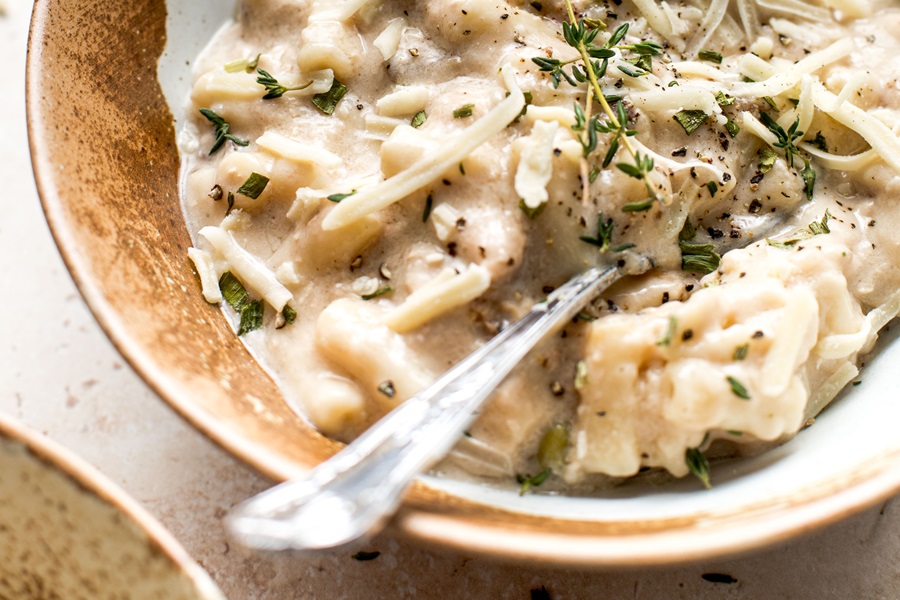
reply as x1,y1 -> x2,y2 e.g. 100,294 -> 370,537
226,211 -> 792,551
226,261 -> 632,550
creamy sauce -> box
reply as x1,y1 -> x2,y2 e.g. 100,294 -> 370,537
181,0 -> 900,491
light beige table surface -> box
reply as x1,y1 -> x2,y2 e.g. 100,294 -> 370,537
3,1 -> 900,598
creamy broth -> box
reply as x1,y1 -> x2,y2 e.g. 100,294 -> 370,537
181,0 -> 900,491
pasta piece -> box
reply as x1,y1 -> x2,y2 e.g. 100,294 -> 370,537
373,17 -> 408,61
198,226 -> 293,311
321,66 -> 525,230
256,131 -> 342,170
524,105 -> 576,128
810,81 -> 900,171
732,38 -> 856,99
303,374 -> 367,437
316,299 -> 436,409
429,203 -> 462,242
297,214 -> 384,270
187,247 -> 223,304
297,20 -> 363,80
376,86 -> 429,117
384,265 -> 491,333
515,120 -> 558,210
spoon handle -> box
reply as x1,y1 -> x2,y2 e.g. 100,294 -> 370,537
227,264 -> 623,551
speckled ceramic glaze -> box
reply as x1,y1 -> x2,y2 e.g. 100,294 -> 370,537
0,413 -> 225,599
27,0 -> 900,565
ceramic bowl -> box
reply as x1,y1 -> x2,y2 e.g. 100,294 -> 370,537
27,0 -> 900,565
0,413 -> 225,599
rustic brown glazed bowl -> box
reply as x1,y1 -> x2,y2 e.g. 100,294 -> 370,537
0,413 -> 225,599
27,0 -> 900,565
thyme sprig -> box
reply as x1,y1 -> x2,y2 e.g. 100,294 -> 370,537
533,4 -> 663,209
256,69 -> 313,99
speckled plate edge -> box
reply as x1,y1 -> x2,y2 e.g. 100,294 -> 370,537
25,0 -> 900,567
0,413 -> 225,597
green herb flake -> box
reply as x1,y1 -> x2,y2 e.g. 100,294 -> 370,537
611,243 -> 636,252
673,109 -> 709,135
589,167 -> 601,183
698,49 -> 723,64
725,117 -> 740,138
226,191 -> 235,216
312,79 -> 348,115
707,181 -> 719,197
282,305 -> 297,325
580,212 -> 615,251
519,199 -> 546,219
411,110 -> 427,128
351,551 -> 381,561
199,108 -> 249,155
758,147 -> 778,174
715,91 -> 734,106
658,316 -> 678,347
327,191 -> 356,203
622,198 -> 654,212
362,285 -> 393,301
801,158 -> 816,201
733,343 -> 749,361
453,103 -> 475,118
537,423 -> 569,471
727,430 -> 744,436
219,272 -> 250,311
224,53 -> 260,73
422,194 -> 434,222
762,96 -> 780,112
517,468 -> 552,496
256,68 -> 313,99
236,172 -> 270,199
680,242 -> 721,274
810,131 -> 828,152
727,376 -> 751,400
685,447 -> 711,489
237,300 -> 264,336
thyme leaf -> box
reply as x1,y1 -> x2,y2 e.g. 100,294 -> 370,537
199,108 -> 249,155
685,447 -> 711,489
311,79 -> 348,115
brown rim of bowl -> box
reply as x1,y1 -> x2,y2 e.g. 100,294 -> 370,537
0,413 -> 224,597
25,0 -> 900,567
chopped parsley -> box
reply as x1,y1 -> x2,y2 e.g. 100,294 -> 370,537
453,103 -> 475,118
517,468 -> 552,496
218,272 -> 265,336
715,91 -> 734,106
706,181 -> 719,197
327,191 -> 356,203
733,343 -> 749,361
282,305 -> 297,325
698,49 -> 723,64
673,109 -> 709,135
758,147 -> 778,174
685,447 -> 711,489
410,110 -> 427,128
362,285 -> 393,301
236,172 -> 270,199
801,158 -> 816,201
312,79 -> 348,115
767,211 -> 831,248
198,108 -> 249,155
679,220 -> 721,274
727,376 -> 751,400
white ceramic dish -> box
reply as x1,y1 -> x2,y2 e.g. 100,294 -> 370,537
28,0 -> 900,565
0,412 -> 225,599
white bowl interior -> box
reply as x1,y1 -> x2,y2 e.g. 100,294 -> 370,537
159,0 -> 900,538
